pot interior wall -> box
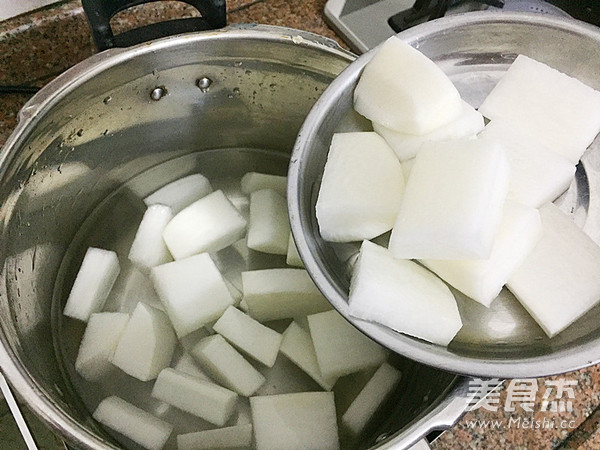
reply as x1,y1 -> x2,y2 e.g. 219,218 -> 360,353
0,28 -> 459,448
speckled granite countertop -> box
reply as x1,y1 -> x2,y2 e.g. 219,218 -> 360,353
1,1 -> 600,449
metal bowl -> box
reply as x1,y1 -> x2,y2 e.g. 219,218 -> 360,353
288,12 -> 600,379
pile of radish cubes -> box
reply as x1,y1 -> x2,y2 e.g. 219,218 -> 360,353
63,172 -> 401,449
316,36 -> 600,346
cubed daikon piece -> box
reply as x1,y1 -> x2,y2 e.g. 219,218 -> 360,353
308,309 -> 387,378
250,392 -> 339,450
162,190 -> 247,259
242,269 -> 331,322
128,204 -> 173,273
354,37 -> 462,134
507,203 -> 600,337
280,321 -> 337,390
177,424 -> 253,450
478,54 -> 600,164
63,247 -> 120,322
75,312 -> 129,382
373,101 -> 485,161
241,171 -> 287,197
213,306 -> 282,367
150,253 -> 235,337
422,201 -> 542,307
286,234 -> 305,268
316,132 -> 405,242
349,241 -> 462,346
478,120 -> 576,207
93,396 -> 172,450
190,334 -> 265,396
247,189 -> 290,255
103,264 -> 164,313
111,302 -> 176,381
152,368 -> 238,426
341,362 -> 402,436
144,173 -> 213,214
388,138 -> 510,260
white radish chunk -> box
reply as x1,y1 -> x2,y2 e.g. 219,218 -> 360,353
177,424 -> 253,450
240,171 -> 287,197
478,120 -> 576,208
280,321 -> 338,390
250,392 -> 339,450
388,138 -> 510,260
242,269 -> 331,322
150,253 -> 235,337
316,132 -> 405,242
93,396 -> 172,450
422,201 -> 542,307
190,334 -> 266,397
507,203 -> 600,337
478,54 -> 600,164
75,312 -> 129,382
247,189 -> 290,255
103,264 -> 164,313
128,204 -> 173,273
63,247 -> 121,322
144,173 -> 213,214
213,306 -> 282,367
354,36 -> 462,134
341,362 -> 402,436
349,241 -> 462,346
373,101 -> 485,161
162,190 -> 247,260
172,352 -> 211,381
111,302 -> 176,381
151,368 -> 238,426
308,309 -> 387,378
286,234 -> 305,268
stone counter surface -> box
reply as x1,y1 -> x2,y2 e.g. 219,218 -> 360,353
0,1 -> 599,449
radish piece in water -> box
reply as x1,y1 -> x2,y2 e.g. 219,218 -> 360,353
349,241 -> 462,346
242,269 -> 331,322
422,201 -> 542,307
190,334 -> 266,397
93,396 -> 173,450
213,306 -> 283,367
177,424 -> 253,450
63,247 -> 120,322
341,362 -> 402,437
388,138 -> 510,260
151,368 -> 238,426
150,253 -> 235,337
354,37 -> 462,134
144,173 -> 213,214
162,190 -> 247,259
128,204 -> 173,273
111,302 -> 176,381
478,120 -> 576,208
241,171 -> 287,197
75,312 -> 129,382
478,54 -> 600,164
251,392 -> 339,450
247,189 -> 290,255
308,309 -> 387,378
507,203 -> 600,337
373,101 -> 485,161
316,132 -> 405,242
280,321 -> 338,390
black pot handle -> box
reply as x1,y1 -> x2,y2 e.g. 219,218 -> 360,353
82,0 -> 226,51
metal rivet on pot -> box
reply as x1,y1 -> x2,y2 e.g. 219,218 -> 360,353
197,77 -> 212,92
150,86 -> 166,101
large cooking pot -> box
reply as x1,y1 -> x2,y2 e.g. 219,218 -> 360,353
0,23 -> 476,449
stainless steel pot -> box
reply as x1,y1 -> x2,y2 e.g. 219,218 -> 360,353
289,12 -> 600,379
0,25 -> 476,449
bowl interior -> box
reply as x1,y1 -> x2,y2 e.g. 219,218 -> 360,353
289,12 -> 600,378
